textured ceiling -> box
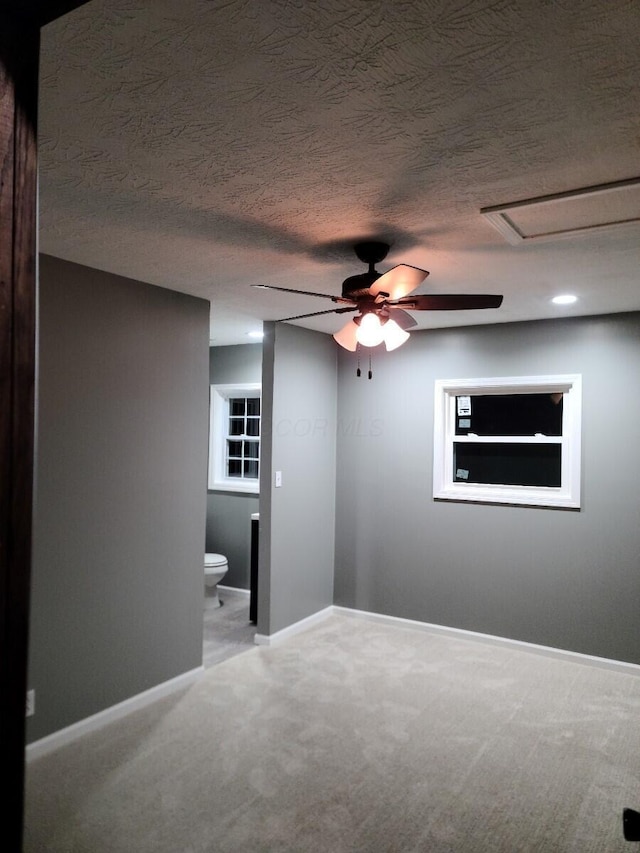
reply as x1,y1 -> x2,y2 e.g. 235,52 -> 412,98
39,0 -> 640,344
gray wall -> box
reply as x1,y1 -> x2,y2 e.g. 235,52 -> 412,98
334,311 -> 640,665
28,255 -> 210,742
259,323 -> 337,635
207,344 -> 262,588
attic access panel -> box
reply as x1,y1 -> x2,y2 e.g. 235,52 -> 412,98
481,177 -> 640,245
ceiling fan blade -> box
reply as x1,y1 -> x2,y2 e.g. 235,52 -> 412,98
369,264 -> 429,300
392,294 -> 503,311
252,284 -> 355,305
333,318 -> 358,352
279,306 -> 358,322
387,307 -> 418,330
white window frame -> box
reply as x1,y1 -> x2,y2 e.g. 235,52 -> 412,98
433,374 -> 582,509
208,383 -> 261,494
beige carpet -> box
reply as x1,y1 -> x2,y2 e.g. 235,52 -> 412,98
24,614 -> 640,852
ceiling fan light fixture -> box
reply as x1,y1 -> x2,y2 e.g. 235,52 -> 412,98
355,312 -> 385,347
382,318 -> 411,351
256,241 -> 502,358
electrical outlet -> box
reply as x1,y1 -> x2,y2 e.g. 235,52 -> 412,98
26,689 -> 35,717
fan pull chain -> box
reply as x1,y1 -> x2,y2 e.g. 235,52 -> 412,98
354,346 -> 374,378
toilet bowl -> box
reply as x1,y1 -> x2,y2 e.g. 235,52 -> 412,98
204,553 -> 228,607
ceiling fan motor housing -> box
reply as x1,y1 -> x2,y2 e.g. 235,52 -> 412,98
341,271 -> 382,299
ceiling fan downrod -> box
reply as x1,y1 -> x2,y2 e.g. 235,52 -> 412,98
341,241 -> 390,299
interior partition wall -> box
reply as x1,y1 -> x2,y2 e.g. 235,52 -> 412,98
258,322 -> 337,637
28,256 -> 210,743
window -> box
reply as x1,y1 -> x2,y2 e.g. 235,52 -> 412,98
208,384 -> 261,493
433,375 -> 582,508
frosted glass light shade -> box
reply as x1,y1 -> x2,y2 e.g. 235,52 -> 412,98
333,313 -> 411,351
356,313 -> 384,347
333,319 -> 358,351
382,319 -> 410,351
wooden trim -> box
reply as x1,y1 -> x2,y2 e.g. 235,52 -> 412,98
1,5 -> 96,850
1,14 -> 39,853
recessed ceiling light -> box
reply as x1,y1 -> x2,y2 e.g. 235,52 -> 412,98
247,330 -> 264,339
551,294 -> 578,305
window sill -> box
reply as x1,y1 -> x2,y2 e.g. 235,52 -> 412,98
434,483 -> 579,509
210,479 -> 259,495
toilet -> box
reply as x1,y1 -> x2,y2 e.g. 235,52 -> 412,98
204,553 -> 228,607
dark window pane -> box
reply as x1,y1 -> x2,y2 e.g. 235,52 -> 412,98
227,440 -> 242,457
229,418 -> 244,436
227,459 -> 242,478
244,460 -> 259,478
455,394 -> 563,437
230,398 -> 245,416
247,398 -> 260,416
246,418 -> 260,436
454,442 -> 562,487
245,441 -> 259,459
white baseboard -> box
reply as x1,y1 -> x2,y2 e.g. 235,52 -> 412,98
26,606 -> 640,761
26,666 -> 204,761
254,606 -> 333,646
333,606 -> 640,678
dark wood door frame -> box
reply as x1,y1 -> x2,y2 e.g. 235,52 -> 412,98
1,4 -> 89,849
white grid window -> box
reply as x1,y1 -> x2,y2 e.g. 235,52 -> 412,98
209,384 -> 261,493
226,397 -> 260,480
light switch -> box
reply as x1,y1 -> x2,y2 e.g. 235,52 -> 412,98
275,471 -> 282,488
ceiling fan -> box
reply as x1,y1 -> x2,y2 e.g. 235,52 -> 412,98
252,241 -> 503,353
